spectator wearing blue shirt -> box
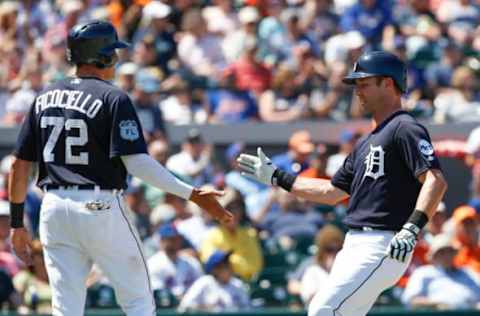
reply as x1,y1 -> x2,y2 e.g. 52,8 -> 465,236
133,2 -> 177,76
402,234 -> 480,310
132,67 -> 167,142
340,0 -> 392,50
206,89 -> 258,124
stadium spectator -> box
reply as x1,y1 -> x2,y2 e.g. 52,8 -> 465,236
133,1 -> 176,75
222,6 -> 261,63
202,0 -> 239,36
300,144 -> 330,183
300,224 -> 345,305
258,64 -> 310,122
300,224 -> 344,304
132,34 -> 160,68
138,139 -> 171,209
177,8 -> 227,80
466,126 -> 480,207
115,62 -> 139,96
402,234 -> 480,310
257,0 -> 288,67
0,267 -> 16,309
200,190 -> 263,281
206,86 -> 259,123
178,250 -> 250,312
166,129 -> 215,187
0,201 -> 20,277
424,41 -> 464,93
424,202 -> 449,245
433,66 -> 480,123
301,0 -> 340,49
451,206 -> 480,280
13,240 -> 52,314
124,179 -> 152,240
132,67 -> 167,143
278,8 -> 320,68
42,0 -> 83,65
340,0 -> 392,50
147,223 -> 203,300
259,189 -> 324,240
326,129 -> 361,177
272,130 -> 314,175
223,36 -> 272,97
166,191 -> 213,252
159,76 -> 207,125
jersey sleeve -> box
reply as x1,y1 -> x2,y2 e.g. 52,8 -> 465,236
395,122 -> 441,177
331,153 -> 354,194
13,104 -> 38,161
109,93 -> 148,158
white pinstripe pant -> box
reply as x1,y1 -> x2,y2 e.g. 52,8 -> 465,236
39,189 -> 155,316
308,230 -> 412,316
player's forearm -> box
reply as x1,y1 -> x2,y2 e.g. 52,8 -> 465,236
414,169 -> 448,220
8,158 -> 31,203
121,154 -> 193,200
291,177 -> 349,205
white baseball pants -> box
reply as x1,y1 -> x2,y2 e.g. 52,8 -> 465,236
39,189 -> 156,316
308,229 -> 412,316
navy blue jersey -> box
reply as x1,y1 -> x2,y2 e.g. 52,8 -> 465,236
14,77 -> 148,189
331,111 -> 441,231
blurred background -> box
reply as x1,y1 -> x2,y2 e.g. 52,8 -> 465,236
0,0 -> 480,315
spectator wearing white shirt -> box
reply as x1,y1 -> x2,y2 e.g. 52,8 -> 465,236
326,129 -> 361,177
147,223 -> 203,300
177,250 -> 250,313
202,0 -> 240,36
402,234 -> 480,310
159,76 -> 207,125
177,9 -> 227,79
166,129 -> 215,187
300,225 -> 344,304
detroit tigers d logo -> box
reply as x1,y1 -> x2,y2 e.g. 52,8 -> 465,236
364,144 -> 385,180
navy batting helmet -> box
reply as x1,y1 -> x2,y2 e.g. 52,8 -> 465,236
67,20 -> 129,68
343,51 -> 407,93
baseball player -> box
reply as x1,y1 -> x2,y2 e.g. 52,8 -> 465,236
8,20 -> 232,316
237,51 -> 448,316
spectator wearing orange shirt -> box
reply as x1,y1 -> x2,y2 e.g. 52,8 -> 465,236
452,206 -> 480,279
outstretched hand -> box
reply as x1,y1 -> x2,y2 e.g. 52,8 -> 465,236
189,188 -> 233,224
11,228 -> 33,266
237,147 -> 276,186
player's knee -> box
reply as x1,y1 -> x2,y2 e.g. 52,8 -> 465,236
308,304 -> 336,316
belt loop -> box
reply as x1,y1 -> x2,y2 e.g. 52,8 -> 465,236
94,185 -> 100,200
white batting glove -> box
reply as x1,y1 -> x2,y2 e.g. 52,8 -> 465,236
236,147 -> 276,186
387,223 -> 419,263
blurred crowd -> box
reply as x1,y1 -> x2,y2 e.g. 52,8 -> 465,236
1,0 -> 480,314
1,0 -> 480,128
0,126 -> 480,313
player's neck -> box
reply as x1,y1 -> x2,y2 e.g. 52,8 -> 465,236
372,98 -> 402,127
75,65 -> 109,80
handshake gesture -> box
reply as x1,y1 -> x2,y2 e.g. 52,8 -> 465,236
237,147 -> 277,186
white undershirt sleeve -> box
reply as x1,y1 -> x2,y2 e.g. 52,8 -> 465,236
121,153 -> 193,200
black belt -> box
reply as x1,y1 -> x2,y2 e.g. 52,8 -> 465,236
43,184 -> 117,191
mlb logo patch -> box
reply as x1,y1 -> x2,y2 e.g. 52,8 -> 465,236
119,120 -> 140,141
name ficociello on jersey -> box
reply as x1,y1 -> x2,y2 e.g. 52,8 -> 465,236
35,89 -> 103,119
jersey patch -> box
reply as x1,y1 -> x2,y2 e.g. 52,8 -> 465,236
418,139 -> 435,161
119,120 -> 140,141
364,144 -> 385,180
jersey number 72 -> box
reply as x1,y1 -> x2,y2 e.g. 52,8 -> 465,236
41,116 -> 89,165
